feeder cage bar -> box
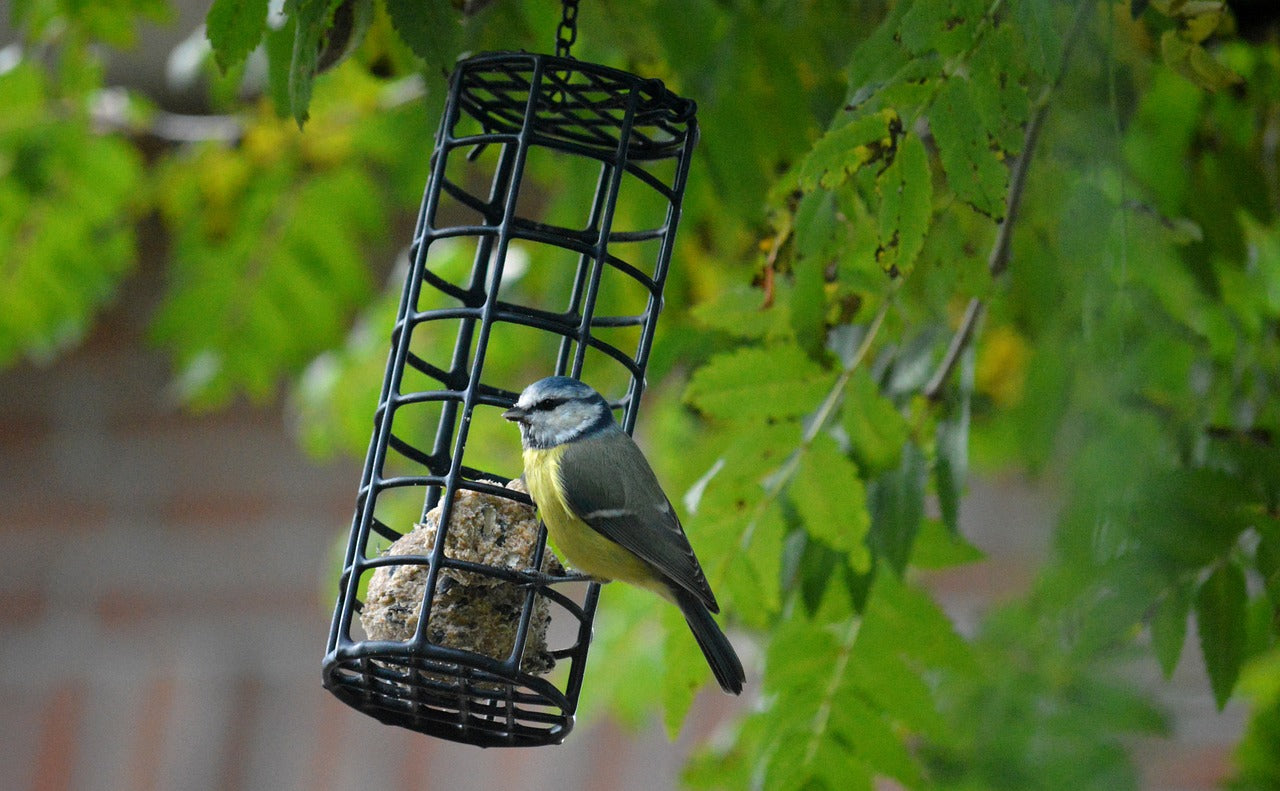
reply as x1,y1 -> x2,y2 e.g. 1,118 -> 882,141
321,52 -> 698,747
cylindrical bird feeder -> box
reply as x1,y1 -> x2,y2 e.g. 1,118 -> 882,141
321,51 -> 698,747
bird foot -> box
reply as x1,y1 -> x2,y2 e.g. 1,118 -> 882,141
521,568 -> 605,587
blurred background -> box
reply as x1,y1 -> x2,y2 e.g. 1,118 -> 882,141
2,1 -> 1275,789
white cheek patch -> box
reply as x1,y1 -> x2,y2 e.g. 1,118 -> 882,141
518,397 -> 608,448
545,402 -> 599,445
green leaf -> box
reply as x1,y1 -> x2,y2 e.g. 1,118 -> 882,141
841,368 -> 909,475
849,614 -> 950,741
897,0 -> 986,57
286,0 -> 343,126
1056,557 -> 1167,660
765,590 -> 853,696
968,24 -> 1030,157
706,497 -> 787,627
765,732 -> 873,791
1245,594 -> 1277,660
843,2 -> 913,102
1130,468 -> 1252,568
690,283 -> 785,340
930,76 -> 1008,220
684,344 -> 831,420
875,132 -> 932,277
717,569 -> 964,791
1123,69 -> 1202,214
760,594 -> 878,790
795,109 -> 900,192
792,536 -> 844,614
827,693 -> 921,786
790,190 -> 841,354
794,189 -> 843,265
868,442 -> 926,575
1160,29 -> 1242,92
576,584 -> 665,728
789,253 -> 827,358
790,435 -> 872,572
1197,560 -> 1248,709
264,10 -> 297,116
1074,674 -> 1171,735
910,517 -> 984,569
1232,650 -> 1280,789
1152,583 -> 1191,679
847,54 -> 941,116
692,420 -> 801,621
1257,530 -> 1280,611
860,569 -> 976,675
385,0 -> 461,63
206,0 -> 269,73
661,604 -> 705,736
683,713 -> 768,790
294,282 -> 403,458
1011,0 -> 1065,79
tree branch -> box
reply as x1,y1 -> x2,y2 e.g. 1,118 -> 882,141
924,0 -> 1096,400
924,297 -> 984,400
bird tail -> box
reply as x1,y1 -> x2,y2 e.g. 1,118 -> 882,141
672,586 -> 745,695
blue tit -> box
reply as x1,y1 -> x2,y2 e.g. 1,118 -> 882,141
503,376 -> 745,695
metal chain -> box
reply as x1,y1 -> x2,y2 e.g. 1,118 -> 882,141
556,0 -> 579,58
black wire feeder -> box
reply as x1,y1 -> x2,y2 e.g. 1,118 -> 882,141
321,52 -> 698,747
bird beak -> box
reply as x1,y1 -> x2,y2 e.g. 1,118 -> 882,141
502,406 -> 527,423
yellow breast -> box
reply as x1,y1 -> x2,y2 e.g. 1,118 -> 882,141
522,445 -> 661,593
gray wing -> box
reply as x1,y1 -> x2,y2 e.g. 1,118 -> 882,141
558,428 -> 719,612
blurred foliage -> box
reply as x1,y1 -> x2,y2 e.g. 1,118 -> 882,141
1231,649 -> 1280,789
5,0 -> 1280,787
0,61 -> 143,365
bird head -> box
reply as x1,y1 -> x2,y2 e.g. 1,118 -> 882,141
502,376 -> 616,449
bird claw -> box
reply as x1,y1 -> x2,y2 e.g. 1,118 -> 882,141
521,568 -> 603,587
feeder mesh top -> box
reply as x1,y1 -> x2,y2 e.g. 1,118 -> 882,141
454,53 -> 697,160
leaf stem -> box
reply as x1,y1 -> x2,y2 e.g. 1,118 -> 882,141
923,297 -> 984,401
802,615 -> 861,766
736,291 -> 895,554
804,292 -> 893,446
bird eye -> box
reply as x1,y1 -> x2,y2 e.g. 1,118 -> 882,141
534,396 -> 568,411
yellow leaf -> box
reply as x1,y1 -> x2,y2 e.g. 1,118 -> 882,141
1189,43 -> 1243,90
1160,30 -> 1241,92
1183,8 -> 1222,43
976,325 -> 1030,408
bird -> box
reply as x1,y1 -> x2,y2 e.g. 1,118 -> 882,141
502,376 -> 745,694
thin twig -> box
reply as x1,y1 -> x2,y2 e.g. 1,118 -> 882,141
924,297 -> 984,399
759,225 -> 788,308
988,100 -> 1047,278
992,0 -> 1095,277
924,0 -> 1097,400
